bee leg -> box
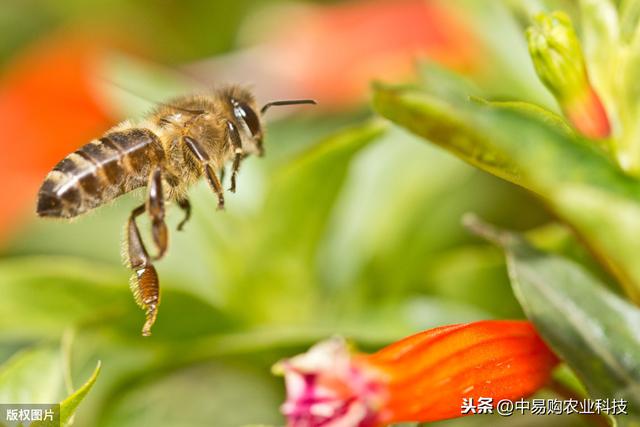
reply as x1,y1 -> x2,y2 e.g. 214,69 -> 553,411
176,198 -> 191,231
219,167 -> 226,187
205,165 -> 225,210
126,204 -> 160,337
184,135 -> 225,209
147,167 -> 168,260
256,139 -> 265,157
226,121 -> 244,193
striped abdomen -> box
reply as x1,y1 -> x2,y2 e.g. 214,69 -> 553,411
37,128 -> 165,218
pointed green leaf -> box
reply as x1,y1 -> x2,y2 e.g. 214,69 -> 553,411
30,361 -> 101,427
466,215 -> 640,421
59,361 -> 101,426
0,345 -> 100,426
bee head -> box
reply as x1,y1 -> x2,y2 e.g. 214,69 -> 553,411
224,86 -> 316,156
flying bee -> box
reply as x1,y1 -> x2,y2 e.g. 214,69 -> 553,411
36,85 -> 315,336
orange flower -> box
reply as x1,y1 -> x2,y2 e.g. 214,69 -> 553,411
562,85 -> 611,140
0,32 -> 115,244
258,0 -> 480,108
275,320 -> 558,426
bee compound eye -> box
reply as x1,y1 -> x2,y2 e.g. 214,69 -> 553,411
233,102 -> 261,137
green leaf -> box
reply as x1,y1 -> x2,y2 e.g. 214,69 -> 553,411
0,257 -> 127,338
323,132 -> 551,312
262,119 -> 388,259
99,361 -> 282,427
59,361 -> 101,426
469,96 -> 573,136
0,345 -> 63,403
220,120 -> 388,323
0,345 -> 100,426
372,84 -> 522,186
0,256 -> 236,340
550,185 -> 640,303
373,84 -> 633,198
426,245 -> 523,319
612,11 -> 640,177
619,0 -> 640,42
466,215 -> 640,421
579,0 -> 619,111
27,361 -> 101,427
374,83 -> 640,302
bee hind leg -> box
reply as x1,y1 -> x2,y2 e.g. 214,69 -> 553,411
219,167 -> 226,187
126,204 -> 160,337
176,198 -> 191,231
147,167 -> 168,260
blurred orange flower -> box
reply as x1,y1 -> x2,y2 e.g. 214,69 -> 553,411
227,0 -> 481,108
270,0 -> 479,107
563,86 -> 611,140
276,320 -> 558,426
0,33 -> 115,243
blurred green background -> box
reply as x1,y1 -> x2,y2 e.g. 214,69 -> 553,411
0,0 -> 594,426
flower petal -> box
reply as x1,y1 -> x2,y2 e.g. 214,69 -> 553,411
368,320 -> 559,423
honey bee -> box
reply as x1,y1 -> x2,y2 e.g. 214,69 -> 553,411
36,85 -> 315,336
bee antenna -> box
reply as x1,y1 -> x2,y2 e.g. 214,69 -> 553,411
260,99 -> 317,115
